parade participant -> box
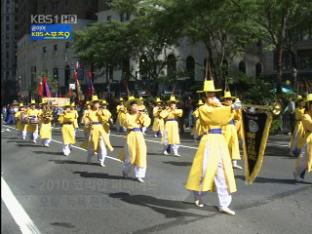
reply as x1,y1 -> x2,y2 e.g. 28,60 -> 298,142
160,96 -> 183,157
39,101 -> 53,147
293,94 -> 312,181
116,97 -> 127,132
191,99 -> 205,144
119,97 -> 151,183
84,95 -> 114,167
100,99 -> 113,134
152,97 -> 165,138
58,102 -> 76,156
81,101 -> 92,139
70,102 -> 79,137
26,100 -> 41,143
138,96 -> 148,135
14,103 -> 26,139
185,80 -> 238,216
222,91 -> 242,170
4,103 -> 16,125
289,96 -> 306,157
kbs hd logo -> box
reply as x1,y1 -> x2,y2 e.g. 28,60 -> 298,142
31,14 -> 77,24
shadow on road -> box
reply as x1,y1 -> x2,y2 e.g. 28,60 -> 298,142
236,175 -> 311,184
162,161 -> 192,167
49,160 -> 99,166
33,151 -> 64,156
16,143 -> 43,148
73,171 -> 135,181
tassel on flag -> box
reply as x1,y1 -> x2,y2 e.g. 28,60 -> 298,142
42,75 -> 51,97
73,60 -> 83,101
87,69 -> 95,98
38,80 -> 43,97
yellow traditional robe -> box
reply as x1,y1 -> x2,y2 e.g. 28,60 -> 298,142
100,109 -> 112,133
290,107 -> 306,151
26,109 -> 41,133
191,108 -> 206,137
72,109 -> 79,129
152,106 -> 164,132
119,112 -> 151,168
39,110 -> 53,139
160,109 -> 183,144
14,111 -> 25,131
85,110 -> 113,152
301,114 -> 312,172
116,104 -> 126,127
185,104 -> 237,193
58,111 -> 76,145
223,113 -> 241,160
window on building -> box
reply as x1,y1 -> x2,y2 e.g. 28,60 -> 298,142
53,44 -> 58,51
6,15 -> 9,21
64,65 -> 70,89
53,67 -> 59,80
6,24 -> 9,30
298,49 -> 312,70
167,54 -> 177,77
186,56 -> 195,79
42,46 -> 46,53
238,61 -> 246,73
256,63 -> 262,77
139,55 -> 148,79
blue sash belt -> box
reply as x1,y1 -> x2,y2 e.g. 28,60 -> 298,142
229,120 -> 235,125
129,128 -> 142,132
208,128 -> 222,134
91,122 -> 101,125
166,119 -> 177,122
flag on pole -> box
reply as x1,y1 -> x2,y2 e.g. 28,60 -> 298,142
42,75 -> 51,97
73,61 -> 83,101
87,69 -> 95,98
38,80 -> 43,97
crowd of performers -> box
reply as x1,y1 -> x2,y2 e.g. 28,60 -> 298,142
6,79 -> 312,216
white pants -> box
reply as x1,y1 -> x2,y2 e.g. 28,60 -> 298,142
42,138 -> 51,146
22,130 -> 27,140
163,131 -> 179,154
294,143 -> 308,178
122,143 -> 146,178
63,144 -> 71,156
87,138 -> 107,163
30,126 -> 39,142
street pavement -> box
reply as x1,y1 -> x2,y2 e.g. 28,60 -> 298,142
1,124 -> 312,234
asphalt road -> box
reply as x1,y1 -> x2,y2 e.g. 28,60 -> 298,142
1,124 -> 312,234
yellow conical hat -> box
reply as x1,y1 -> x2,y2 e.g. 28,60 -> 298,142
197,99 -> 204,106
222,90 -> 235,99
197,80 -> 222,93
167,95 -> 178,103
155,97 -> 162,103
296,95 -> 303,102
91,95 -> 99,102
64,100 -> 71,107
70,102 -> 76,107
126,96 -> 142,108
119,97 -> 124,102
139,97 -> 144,101
85,101 -> 90,105
306,93 -> 312,102
19,102 -> 24,107
30,99 -> 36,105
101,99 -> 108,105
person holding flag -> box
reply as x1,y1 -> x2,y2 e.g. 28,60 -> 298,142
58,101 -> 76,156
185,79 -> 239,216
119,96 -> 151,183
152,97 -> 165,138
293,93 -> 312,181
39,100 -> 53,147
84,95 -> 114,167
222,90 -> 243,170
70,102 -> 79,137
100,99 -> 113,134
138,97 -> 148,135
116,97 -> 127,132
160,96 -> 183,157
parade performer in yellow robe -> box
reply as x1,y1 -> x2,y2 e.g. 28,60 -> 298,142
70,102 -> 79,137
119,98 -> 151,183
138,97 -> 148,135
58,102 -> 76,156
80,101 -> 92,149
152,97 -> 165,138
293,94 -> 312,181
14,103 -> 27,139
39,101 -> 53,147
116,97 -> 127,132
289,96 -> 306,156
191,99 -> 205,144
26,99 -> 41,143
84,96 -> 114,167
100,99 -> 113,134
160,96 -> 183,157
185,80 -> 238,216
222,91 -> 242,170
